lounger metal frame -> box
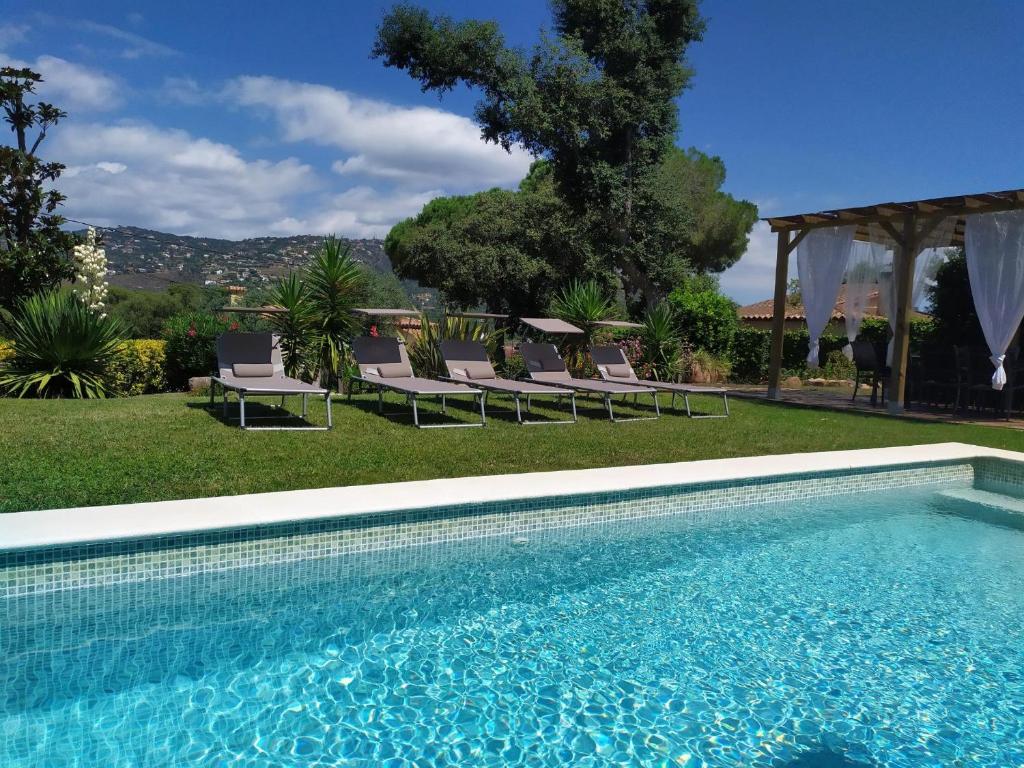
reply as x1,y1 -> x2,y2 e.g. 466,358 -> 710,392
567,387 -> 661,423
210,379 -> 333,431
590,344 -> 730,419
442,380 -> 578,426
350,376 -> 486,429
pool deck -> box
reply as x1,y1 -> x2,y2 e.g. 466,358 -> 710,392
730,385 -> 1024,430
2,442 -> 1022,553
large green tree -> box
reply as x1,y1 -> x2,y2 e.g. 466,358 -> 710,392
0,67 -> 77,310
385,161 -> 608,318
385,149 -> 755,316
374,0 -> 725,306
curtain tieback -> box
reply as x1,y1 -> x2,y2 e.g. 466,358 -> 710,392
991,354 -> 1007,391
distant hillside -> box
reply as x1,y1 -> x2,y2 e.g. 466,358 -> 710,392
85,226 -> 436,307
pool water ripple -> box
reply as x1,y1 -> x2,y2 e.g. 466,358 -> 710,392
3,486 -> 1024,766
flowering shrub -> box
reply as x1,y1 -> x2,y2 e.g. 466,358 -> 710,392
162,312 -> 231,390
0,339 -> 12,366
72,228 -> 110,317
106,340 -> 167,396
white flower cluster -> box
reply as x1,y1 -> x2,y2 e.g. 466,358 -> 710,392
73,228 -> 110,318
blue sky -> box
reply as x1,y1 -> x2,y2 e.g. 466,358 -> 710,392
2,1 -> 1022,303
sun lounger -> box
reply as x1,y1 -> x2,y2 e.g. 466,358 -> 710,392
210,332 -> 332,430
519,342 -> 659,422
439,339 -> 577,425
590,345 -> 730,418
350,336 -> 486,428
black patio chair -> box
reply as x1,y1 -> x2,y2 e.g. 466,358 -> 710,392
850,340 -> 889,406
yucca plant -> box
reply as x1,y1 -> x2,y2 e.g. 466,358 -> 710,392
0,290 -> 124,398
640,302 -> 683,382
305,236 -> 366,386
406,314 -> 497,379
549,280 -> 619,373
268,272 -> 317,381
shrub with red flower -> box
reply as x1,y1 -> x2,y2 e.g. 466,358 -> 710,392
369,324 -> 379,337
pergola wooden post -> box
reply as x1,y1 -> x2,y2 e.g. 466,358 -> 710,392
764,188 -> 1024,414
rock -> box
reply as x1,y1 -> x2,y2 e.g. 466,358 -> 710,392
807,377 -> 827,386
189,376 -> 211,393
783,376 -> 803,389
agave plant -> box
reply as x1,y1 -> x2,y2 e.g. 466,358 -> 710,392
549,280 -> 619,373
304,236 -> 366,386
639,302 -> 683,382
0,290 -> 124,398
406,314 -> 497,379
267,272 -> 318,381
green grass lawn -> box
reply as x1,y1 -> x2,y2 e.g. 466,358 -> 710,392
2,390 -> 1023,513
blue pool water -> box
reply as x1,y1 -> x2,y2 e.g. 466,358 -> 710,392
3,486 -> 1024,766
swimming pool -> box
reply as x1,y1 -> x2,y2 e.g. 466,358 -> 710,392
3,449 -> 1024,766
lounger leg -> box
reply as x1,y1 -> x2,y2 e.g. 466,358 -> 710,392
412,396 -> 420,427
684,393 -> 692,417
209,380 -> 215,408
723,393 -> 730,417
652,392 -> 660,416
605,394 -> 615,421
515,394 -> 522,423
570,393 -> 578,422
280,395 -> 285,409
222,387 -> 228,419
378,387 -> 384,413
527,394 -> 532,412
670,391 -> 676,410
441,395 -> 446,414
326,393 -> 333,428
239,393 -> 246,429
302,393 -> 308,419
479,394 -> 487,425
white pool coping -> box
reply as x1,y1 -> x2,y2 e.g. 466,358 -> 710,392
2,442 -> 1022,553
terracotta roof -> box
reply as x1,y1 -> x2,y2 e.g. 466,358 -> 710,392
738,286 -> 927,322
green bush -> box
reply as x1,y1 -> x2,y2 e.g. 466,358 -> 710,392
106,339 -> 167,396
0,339 -> 12,366
667,288 -> 738,357
162,312 -> 232,390
822,349 -> 856,380
730,326 -> 769,382
781,329 -> 847,373
0,290 -> 125,398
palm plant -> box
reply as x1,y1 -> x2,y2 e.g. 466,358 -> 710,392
304,237 -> 366,386
0,290 -> 124,398
639,302 -> 683,381
406,315 -> 497,379
549,280 -> 619,373
268,273 -> 317,380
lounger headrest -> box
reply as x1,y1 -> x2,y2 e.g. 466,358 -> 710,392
233,363 -> 274,378
603,363 -> 633,379
375,362 -> 413,378
462,361 -> 496,380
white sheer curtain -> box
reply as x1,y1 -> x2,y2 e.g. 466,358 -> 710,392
868,219 -> 953,363
843,241 -> 881,359
965,210 -> 1024,390
797,225 -> 856,366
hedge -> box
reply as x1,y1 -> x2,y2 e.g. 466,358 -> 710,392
727,318 -> 938,383
106,340 -> 168,396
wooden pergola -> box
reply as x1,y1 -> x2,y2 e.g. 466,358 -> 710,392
764,188 -> 1024,413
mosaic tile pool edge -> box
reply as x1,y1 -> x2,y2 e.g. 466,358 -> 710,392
0,459 -> 998,598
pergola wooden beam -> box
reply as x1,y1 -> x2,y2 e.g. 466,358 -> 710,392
763,186 -> 1024,411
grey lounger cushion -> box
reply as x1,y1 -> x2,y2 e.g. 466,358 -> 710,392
462,361 -> 497,379
233,362 -> 275,378
604,363 -> 632,379
376,361 -> 414,378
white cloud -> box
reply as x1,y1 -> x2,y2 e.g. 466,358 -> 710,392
718,221 -> 796,306
227,75 -> 533,191
2,53 -> 120,111
76,20 -> 177,59
159,76 -> 208,105
52,122 -> 318,238
0,24 -> 29,48
268,186 -> 443,239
